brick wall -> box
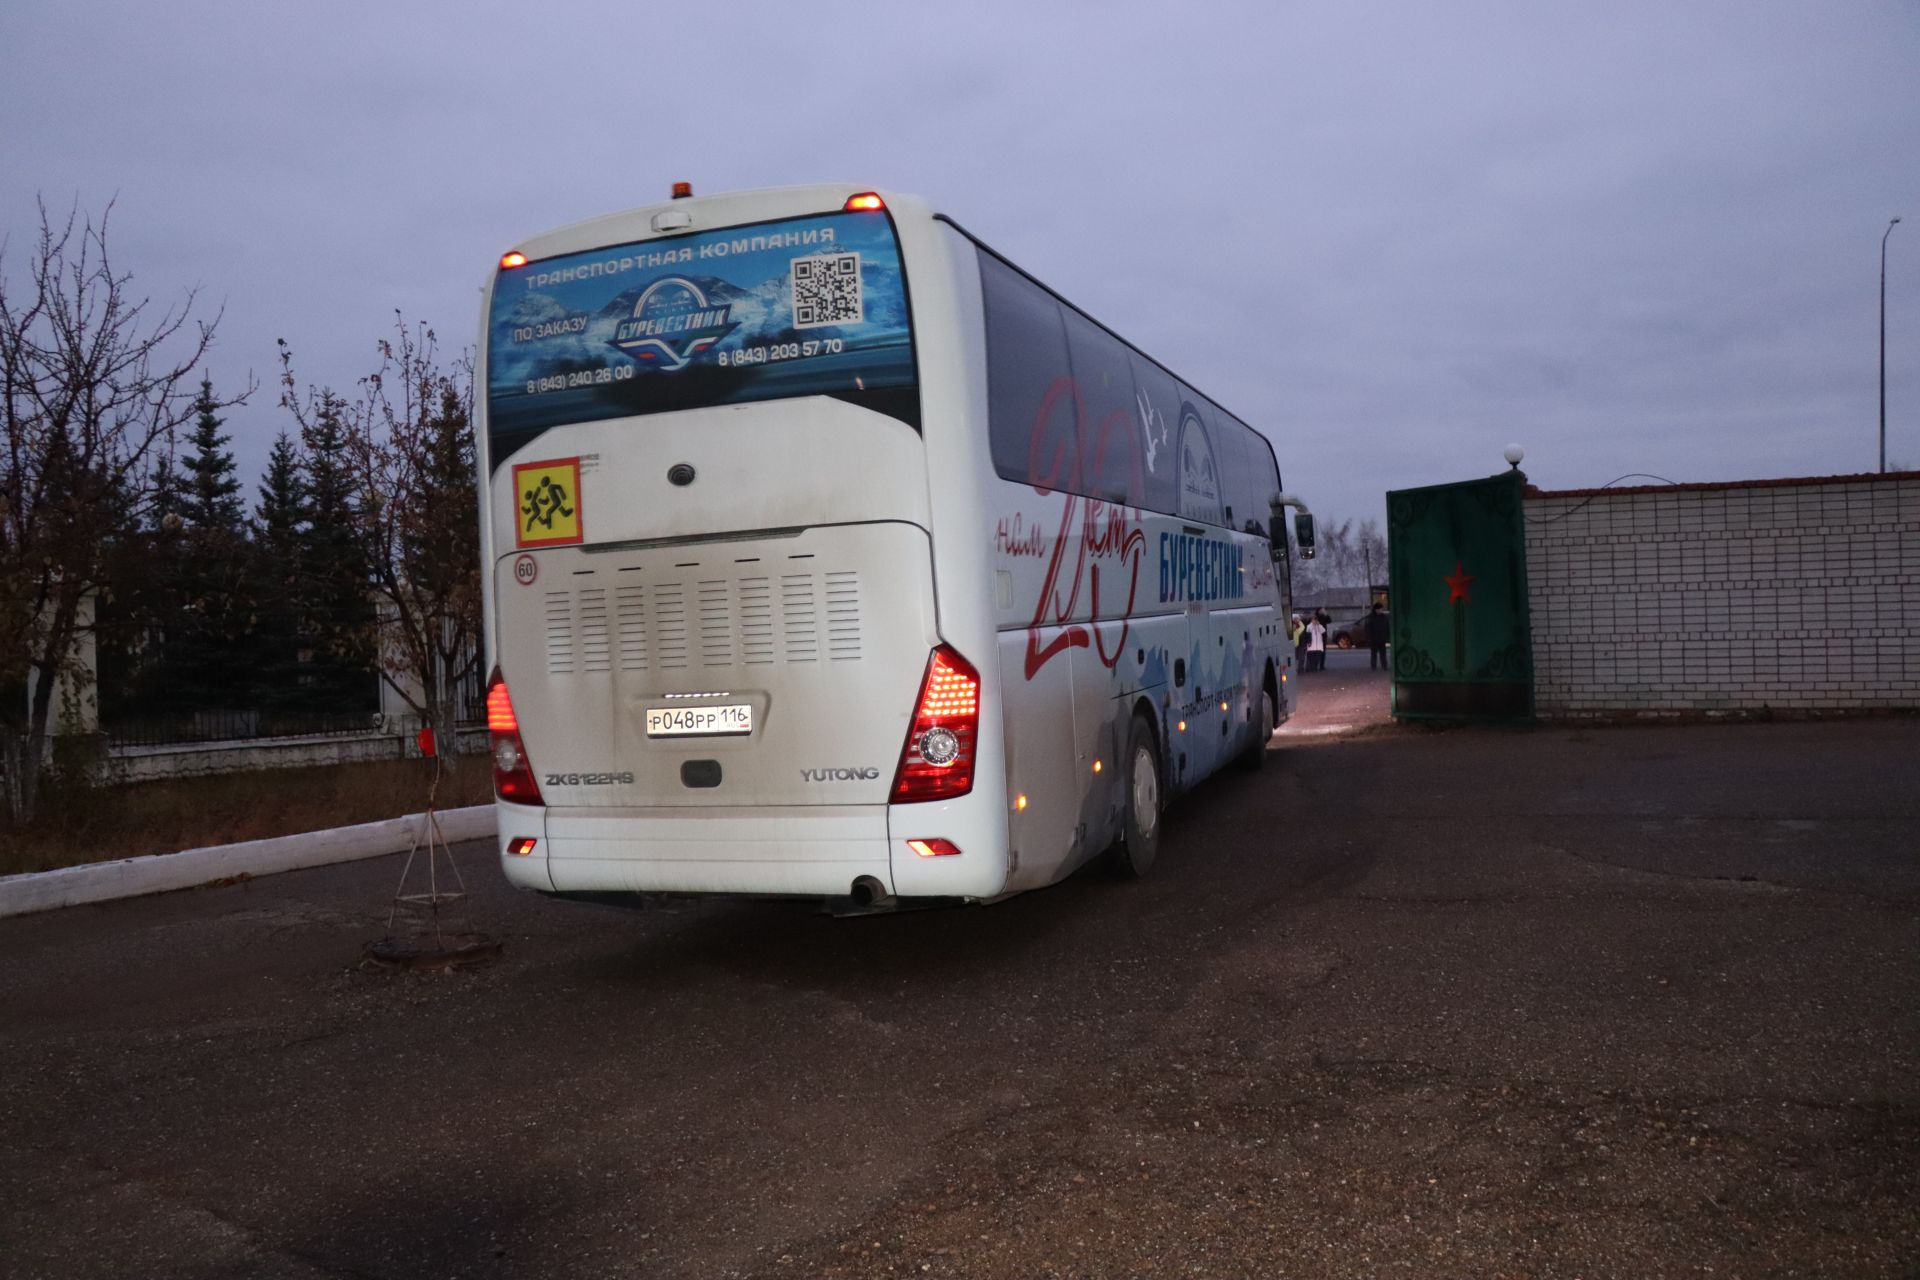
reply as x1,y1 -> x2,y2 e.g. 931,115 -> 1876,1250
1523,473 -> 1920,716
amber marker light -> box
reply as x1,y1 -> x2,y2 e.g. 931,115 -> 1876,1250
1178,720 -> 1187,732
499,251 -> 527,269
1016,794 -> 1028,811
671,181 -> 693,199
844,192 -> 885,211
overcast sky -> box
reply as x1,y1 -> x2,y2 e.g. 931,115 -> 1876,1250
4,1 -> 1916,530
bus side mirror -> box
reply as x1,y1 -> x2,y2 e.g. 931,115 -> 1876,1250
1293,512 -> 1316,560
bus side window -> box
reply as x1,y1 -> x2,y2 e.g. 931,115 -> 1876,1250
1249,430 -> 1282,537
1172,384 -> 1225,527
981,253 -> 1077,494
1211,414 -> 1253,533
1062,310 -> 1144,508
1126,355 -> 1183,517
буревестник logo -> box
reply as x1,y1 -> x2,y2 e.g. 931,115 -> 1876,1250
610,277 -> 737,371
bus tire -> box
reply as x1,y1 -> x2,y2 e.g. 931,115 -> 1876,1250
1241,687 -> 1274,771
1110,714 -> 1161,880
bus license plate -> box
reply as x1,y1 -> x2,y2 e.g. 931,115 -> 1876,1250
645,704 -> 753,737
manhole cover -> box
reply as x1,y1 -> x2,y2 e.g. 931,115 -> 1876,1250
362,933 -> 503,971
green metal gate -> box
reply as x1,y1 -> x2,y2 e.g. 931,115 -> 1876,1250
1387,472 -> 1533,720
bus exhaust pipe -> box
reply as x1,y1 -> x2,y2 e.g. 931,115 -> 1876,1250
849,876 -> 894,910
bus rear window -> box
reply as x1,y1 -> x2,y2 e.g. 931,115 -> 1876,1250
486,209 -> 917,461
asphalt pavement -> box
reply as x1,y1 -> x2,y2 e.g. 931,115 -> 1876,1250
1,660 -> 1915,1278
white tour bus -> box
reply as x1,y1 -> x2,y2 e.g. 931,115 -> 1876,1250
481,184 -> 1306,910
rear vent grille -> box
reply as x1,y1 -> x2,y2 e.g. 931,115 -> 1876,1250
654,583 -> 688,670
579,588 -> 611,673
616,585 -> 647,670
826,571 -> 861,662
741,578 -> 774,665
544,591 -> 574,674
538,572 -> 862,675
698,580 -> 733,666
782,574 -> 818,663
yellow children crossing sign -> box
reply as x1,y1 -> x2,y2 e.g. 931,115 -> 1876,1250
513,457 -> 584,548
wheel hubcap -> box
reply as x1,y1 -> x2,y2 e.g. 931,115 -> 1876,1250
1132,746 -> 1158,839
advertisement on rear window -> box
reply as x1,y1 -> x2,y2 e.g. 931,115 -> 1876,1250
486,210 -> 916,457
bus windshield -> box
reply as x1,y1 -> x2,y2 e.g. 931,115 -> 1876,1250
486,208 -> 918,462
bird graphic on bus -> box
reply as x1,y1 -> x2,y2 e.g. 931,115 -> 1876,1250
1137,390 -> 1169,474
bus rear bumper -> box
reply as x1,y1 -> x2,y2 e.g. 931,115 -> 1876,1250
536,804 -> 894,898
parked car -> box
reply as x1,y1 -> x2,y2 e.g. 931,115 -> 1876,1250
1332,611 -> 1389,649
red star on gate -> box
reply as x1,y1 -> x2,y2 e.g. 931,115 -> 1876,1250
1444,560 -> 1475,605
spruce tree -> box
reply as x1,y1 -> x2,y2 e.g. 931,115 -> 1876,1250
250,432 -> 308,710
149,454 -> 188,533
254,431 -> 305,558
148,379 -> 253,713
94,463 -> 171,724
119,454 -> 190,713
296,394 -> 375,710
183,378 -> 244,531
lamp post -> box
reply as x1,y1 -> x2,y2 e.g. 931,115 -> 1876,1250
1883,217 -> 1902,473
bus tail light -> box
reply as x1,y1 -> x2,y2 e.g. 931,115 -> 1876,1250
892,645 -> 979,803
907,838 -> 961,858
487,669 -> 545,806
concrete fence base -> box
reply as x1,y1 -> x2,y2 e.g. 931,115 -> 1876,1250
109,727 -> 488,782
0,805 -> 497,919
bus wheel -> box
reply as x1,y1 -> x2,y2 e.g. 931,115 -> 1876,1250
1241,689 -> 1274,771
1110,714 -> 1161,880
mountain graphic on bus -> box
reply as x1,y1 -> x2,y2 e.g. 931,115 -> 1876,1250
608,277 -> 740,371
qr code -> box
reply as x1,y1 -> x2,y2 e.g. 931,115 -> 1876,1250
791,252 -> 863,328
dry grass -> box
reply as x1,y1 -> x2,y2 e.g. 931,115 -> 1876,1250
1,758 -> 494,877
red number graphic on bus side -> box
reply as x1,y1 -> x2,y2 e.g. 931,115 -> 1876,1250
1021,379 -> 1147,680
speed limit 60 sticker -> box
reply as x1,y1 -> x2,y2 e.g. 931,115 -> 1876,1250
512,554 -> 538,587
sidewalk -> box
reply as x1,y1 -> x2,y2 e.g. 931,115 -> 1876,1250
0,805 -> 495,919
1278,649 -> 1393,738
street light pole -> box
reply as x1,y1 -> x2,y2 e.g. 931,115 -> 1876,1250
1883,216 -> 1902,474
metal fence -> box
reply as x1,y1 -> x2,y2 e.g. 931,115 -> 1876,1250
454,666 -> 486,727
106,708 -> 384,750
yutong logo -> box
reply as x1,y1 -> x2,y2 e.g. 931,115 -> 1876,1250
802,766 -> 880,782
609,277 -> 736,370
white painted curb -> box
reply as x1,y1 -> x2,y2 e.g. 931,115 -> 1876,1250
0,805 -> 497,920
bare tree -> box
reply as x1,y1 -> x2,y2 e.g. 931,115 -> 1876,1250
1353,517 -> 1388,590
1290,515 -> 1389,601
280,316 -> 480,773
0,199 -> 245,821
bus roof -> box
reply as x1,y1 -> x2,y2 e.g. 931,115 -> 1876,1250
496,184 -> 932,276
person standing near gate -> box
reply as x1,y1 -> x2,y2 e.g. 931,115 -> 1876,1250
1306,613 -> 1327,671
1291,614 -> 1307,672
1364,601 -> 1390,671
